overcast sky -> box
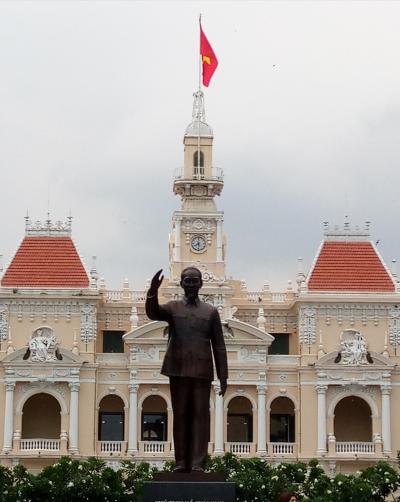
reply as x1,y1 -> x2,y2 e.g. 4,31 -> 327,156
1,1 -> 400,291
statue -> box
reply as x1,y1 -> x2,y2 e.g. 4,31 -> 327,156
23,327 -> 62,362
145,267 -> 228,473
334,329 -> 373,365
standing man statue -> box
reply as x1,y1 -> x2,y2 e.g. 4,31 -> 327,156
146,267 -> 228,473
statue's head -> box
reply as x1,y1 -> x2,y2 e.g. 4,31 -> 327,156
180,267 -> 203,301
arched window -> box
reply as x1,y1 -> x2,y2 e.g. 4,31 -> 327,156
227,396 -> 253,442
193,150 -> 205,179
141,395 -> 168,441
270,397 -> 295,443
98,395 -> 125,441
193,150 -> 204,167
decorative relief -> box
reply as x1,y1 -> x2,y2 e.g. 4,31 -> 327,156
299,307 -> 316,345
389,307 -> 400,347
80,304 -> 97,342
0,304 -> 9,341
28,327 -> 60,362
238,346 -> 267,363
337,330 -> 369,365
130,346 -> 157,362
329,384 -> 376,398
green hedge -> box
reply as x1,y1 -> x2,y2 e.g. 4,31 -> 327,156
0,455 -> 399,501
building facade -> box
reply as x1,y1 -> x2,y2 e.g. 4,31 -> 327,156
0,92 -> 399,474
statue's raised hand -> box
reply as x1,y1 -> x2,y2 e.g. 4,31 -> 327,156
149,269 -> 164,296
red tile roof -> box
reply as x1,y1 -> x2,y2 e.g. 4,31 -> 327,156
308,241 -> 395,292
1,236 -> 89,288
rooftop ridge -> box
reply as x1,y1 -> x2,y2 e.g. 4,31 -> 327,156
25,214 -> 72,237
323,218 -> 371,241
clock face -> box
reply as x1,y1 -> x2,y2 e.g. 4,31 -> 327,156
191,235 -> 206,252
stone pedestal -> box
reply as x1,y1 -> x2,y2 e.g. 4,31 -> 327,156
143,481 -> 235,502
143,472 -> 235,502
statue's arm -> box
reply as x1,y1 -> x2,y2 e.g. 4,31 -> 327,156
145,291 -> 171,322
210,309 -> 228,382
145,269 -> 171,322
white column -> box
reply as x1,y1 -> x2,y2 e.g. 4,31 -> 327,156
128,383 -> 139,455
69,382 -> 80,454
214,383 -> 224,455
3,382 -> 15,452
174,218 -> 181,262
257,384 -> 267,455
216,219 -> 223,262
316,385 -> 327,455
381,385 -> 392,454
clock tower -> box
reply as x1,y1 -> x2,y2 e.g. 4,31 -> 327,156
169,91 -> 226,285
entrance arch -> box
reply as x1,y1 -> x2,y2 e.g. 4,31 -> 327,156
22,393 -> 61,439
227,396 -> 253,442
334,396 -> 372,441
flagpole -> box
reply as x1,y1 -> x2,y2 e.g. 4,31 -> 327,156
197,13 -> 202,179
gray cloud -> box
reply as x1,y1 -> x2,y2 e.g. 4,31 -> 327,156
1,1 -> 400,290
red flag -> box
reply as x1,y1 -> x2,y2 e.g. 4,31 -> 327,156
200,24 -> 218,87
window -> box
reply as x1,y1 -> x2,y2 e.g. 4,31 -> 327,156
227,413 -> 253,442
103,330 -> 124,353
270,414 -> 295,442
193,150 -> 204,167
269,333 -> 290,355
142,412 -> 167,441
99,412 -> 124,441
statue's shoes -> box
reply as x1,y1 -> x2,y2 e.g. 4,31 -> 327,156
173,466 -> 187,473
191,466 -> 204,473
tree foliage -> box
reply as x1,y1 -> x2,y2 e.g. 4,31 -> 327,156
0,455 -> 398,501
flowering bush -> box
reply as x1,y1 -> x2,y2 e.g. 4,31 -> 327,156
0,455 -> 399,501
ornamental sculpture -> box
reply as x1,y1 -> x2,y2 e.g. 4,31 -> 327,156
24,327 -> 62,362
334,330 -> 373,365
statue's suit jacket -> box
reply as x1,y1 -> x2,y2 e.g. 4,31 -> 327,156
145,294 -> 228,381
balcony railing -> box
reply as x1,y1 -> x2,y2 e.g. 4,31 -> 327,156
226,442 -> 256,456
336,442 -> 375,454
268,442 -> 296,455
103,290 -> 146,302
139,441 -> 171,456
174,167 -> 224,181
98,441 -> 126,454
20,439 -> 60,451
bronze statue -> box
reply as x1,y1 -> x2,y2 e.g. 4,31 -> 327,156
146,267 -> 228,473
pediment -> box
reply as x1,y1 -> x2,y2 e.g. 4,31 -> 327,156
123,321 -> 168,343
315,350 -> 394,368
225,319 -> 274,345
123,319 -> 274,346
1,347 -> 86,366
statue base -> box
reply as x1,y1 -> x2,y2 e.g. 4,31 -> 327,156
142,472 -> 235,502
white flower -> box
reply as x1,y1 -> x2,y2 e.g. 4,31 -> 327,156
271,475 -> 278,481
67,481 -> 74,488
239,483 -> 243,488
261,485 -> 265,489
78,464 -> 83,470
338,481 -> 342,486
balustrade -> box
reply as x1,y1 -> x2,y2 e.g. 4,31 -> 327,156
268,442 -> 295,455
20,439 -> 60,451
98,441 -> 126,454
226,442 -> 254,455
336,442 -> 375,454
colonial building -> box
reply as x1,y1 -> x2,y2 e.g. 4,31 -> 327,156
0,91 -> 399,474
